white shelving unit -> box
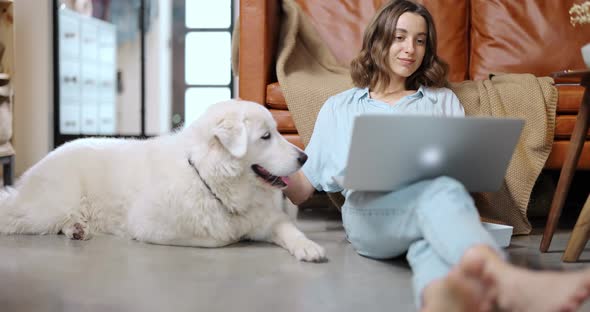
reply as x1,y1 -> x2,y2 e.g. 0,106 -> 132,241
58,8 -> 117,135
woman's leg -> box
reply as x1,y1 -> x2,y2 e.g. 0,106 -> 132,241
344,176 -> 590,311
410,176 -> 501,265
342,179 -> 430,259
462,245 -> 590,312
407,240 -> 460,306
342,176 -> 500,307
419,249 -> 494,312
409,177 -> 506,308
423,245 -> 590,312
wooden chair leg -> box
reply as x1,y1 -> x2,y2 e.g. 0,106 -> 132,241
540,87 -> 590,252
541,172 -> 576,252
563,194 -> 590,262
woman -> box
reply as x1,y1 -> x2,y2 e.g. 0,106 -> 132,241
284,0 -> 590,311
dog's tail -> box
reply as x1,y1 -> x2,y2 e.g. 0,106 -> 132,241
0,185 -> 69,235
0,186 -> 61,235
0,186 -> 27,234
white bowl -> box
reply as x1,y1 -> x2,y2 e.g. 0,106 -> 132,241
583,43 -> 590,69
482,222 -> 513,248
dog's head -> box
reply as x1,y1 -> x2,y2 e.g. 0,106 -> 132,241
190,100 -> 307,189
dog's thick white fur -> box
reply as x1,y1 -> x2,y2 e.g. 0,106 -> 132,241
0,100 -> 326,262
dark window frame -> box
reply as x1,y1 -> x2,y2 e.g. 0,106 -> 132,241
171,0 -> 234,128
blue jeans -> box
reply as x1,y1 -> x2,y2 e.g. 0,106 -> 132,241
341,176 -> 502,308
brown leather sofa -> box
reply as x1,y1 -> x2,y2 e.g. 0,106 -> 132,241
237,0 -> 590,169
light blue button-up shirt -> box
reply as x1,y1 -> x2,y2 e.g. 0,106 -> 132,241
301,86 -> 465,196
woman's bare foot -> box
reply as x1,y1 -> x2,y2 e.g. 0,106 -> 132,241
421,253 -> 494,312
465,245 -> 590,312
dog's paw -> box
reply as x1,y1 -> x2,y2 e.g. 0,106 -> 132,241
62,221 -> 91,241
289,237 -> 327,262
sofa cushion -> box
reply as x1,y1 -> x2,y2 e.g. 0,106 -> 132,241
419,0 -> 470,82
556,85 -> 584,113
546,141 -> 590,169
555,115 -> 590,139
270,108 -> 298,133
294,0 -> 384,66
294,0 -> 469,82
470,0 -> 590,81
266,82 -> 288,109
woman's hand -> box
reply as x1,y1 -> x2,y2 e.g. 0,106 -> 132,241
283,170 -> 315,206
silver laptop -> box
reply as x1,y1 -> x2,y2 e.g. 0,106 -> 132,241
332,115 -> 524,192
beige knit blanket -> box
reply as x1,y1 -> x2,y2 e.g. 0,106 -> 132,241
274,0 -> 557,234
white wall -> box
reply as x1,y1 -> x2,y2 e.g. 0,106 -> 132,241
12,0 -> 53,176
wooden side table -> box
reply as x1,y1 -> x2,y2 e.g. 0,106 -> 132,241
540,69 -> 590,261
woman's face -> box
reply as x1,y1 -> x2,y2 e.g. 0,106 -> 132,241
387,12 -> 427,79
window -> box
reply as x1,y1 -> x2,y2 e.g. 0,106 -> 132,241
172,0 -> 234,127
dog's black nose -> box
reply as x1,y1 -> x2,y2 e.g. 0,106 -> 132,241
297,152 -> 308,166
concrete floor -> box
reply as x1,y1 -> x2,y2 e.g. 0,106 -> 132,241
1,207 -> 590,312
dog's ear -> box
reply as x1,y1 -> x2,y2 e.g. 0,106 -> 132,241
213,118 -> 248,158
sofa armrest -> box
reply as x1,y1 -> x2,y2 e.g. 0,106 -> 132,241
238,0 -> 281,105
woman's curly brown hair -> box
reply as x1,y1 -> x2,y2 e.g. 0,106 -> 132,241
350,0 -> 449,92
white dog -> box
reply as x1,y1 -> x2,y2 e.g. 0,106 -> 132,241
0,100 -> 326,262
